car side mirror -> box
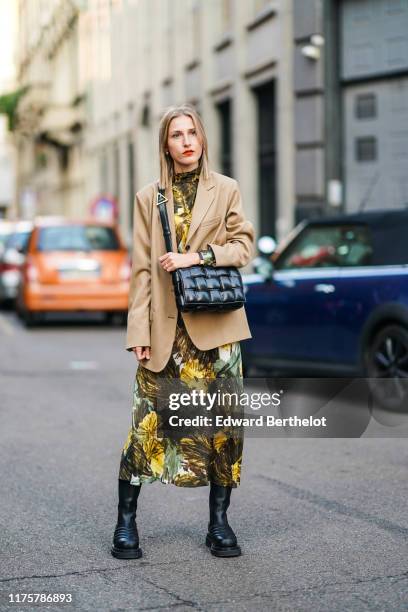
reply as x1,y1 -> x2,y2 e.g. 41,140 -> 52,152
253,235 -> 276,279
253,256 -> 274,279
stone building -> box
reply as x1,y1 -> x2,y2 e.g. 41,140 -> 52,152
13,0 -> 408,243
84,0 -> 295,246
0,0 -> 18,219
294,0 -> 408,218
14,0 -> 86,219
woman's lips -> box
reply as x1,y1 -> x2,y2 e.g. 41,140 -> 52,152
183,151 -> 194,156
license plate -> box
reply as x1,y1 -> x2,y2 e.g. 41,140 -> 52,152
58,260 -> 101,279
58,269 -> 100,279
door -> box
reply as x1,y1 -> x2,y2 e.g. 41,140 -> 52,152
248,223 -> 371,365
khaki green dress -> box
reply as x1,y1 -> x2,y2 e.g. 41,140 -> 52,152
118,166 -> 244,488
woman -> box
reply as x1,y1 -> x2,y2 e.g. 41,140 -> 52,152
112,104 -> 254,559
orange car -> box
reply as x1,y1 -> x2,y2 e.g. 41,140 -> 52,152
17,217 -> 130,326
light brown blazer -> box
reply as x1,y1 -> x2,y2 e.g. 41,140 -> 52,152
126,168 -> 255,372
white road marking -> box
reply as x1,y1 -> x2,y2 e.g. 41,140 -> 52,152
69,361 -> 99,370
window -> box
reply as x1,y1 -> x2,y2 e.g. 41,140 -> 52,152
216,99 -> 233,178
355,93 -> 377,119
38,226 -> 120,252
254,81 -> 276,237
356,137 -> 377,162
371,219 -> 408,265
275,225 -> 373,270
5,231 -> 31,253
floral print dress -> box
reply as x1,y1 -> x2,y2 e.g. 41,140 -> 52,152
118,166 -> 244,488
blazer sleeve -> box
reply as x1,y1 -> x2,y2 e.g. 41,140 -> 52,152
207,180 -> 255,268
125,191 -> 151,350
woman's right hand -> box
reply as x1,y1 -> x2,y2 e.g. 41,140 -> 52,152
132,346 -> 151,361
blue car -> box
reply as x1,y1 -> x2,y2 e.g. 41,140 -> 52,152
242,209 -> 408,411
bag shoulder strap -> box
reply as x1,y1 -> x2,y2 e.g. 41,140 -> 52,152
156,182 -> 173,253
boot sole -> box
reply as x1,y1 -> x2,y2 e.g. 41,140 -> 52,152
111,545 -> 143,559
205,535 -> 241,557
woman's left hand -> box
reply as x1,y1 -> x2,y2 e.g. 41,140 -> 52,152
159,251 -> 199,272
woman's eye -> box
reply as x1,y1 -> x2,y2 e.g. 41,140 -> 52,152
171,130 -> 195,138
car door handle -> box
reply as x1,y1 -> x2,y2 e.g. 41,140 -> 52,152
314,283 -> 335,294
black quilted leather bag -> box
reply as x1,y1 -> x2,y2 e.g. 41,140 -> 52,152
156,185 -> 245,313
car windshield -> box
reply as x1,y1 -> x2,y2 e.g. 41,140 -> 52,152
37,225 -> 120,252
5,231 -> 32,252
0,234 -> 9,248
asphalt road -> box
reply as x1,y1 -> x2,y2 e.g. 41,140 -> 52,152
0,309 -> 407,612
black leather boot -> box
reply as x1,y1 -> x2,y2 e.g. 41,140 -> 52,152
111,479 -> 142,559
205,482 -> 241,557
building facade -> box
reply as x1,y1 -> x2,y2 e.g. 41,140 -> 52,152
293,0 -> 408,218
0,0 -> 18,219
12,0 -> 407,243
84,0 -> 295,246
14,0 -> 86,219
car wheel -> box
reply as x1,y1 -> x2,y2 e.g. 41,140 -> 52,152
364,324 -> 408,412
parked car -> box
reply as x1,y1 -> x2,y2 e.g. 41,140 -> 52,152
0,221 -> 33,304
16,217 -> 130,326
242,209 -> 408,411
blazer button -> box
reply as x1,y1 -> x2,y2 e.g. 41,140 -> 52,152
185,245 -> 190,251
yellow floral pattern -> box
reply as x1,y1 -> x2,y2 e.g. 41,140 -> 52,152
118,165 -> 244,487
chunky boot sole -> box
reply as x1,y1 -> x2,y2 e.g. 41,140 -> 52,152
205,534 -> 241,557
111,545 -> 143,559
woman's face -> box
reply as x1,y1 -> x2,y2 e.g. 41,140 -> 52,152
166,115 -> 203,173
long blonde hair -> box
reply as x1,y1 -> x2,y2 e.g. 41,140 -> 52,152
158,104 -> 210,189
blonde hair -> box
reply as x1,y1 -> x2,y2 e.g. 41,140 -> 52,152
158,103 -> 210,189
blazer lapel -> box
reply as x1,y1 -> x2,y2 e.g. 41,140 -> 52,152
185,170 -> 216,245
163,169 -> 216,251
